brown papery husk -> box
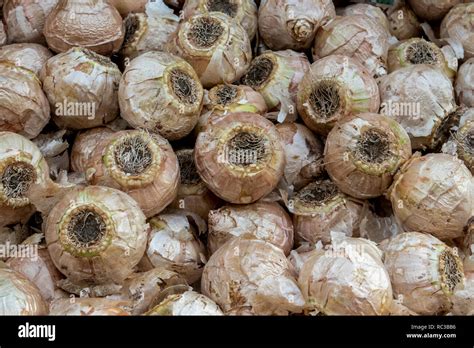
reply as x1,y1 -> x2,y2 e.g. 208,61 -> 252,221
289,179 -> 364,246
378,65 -> 457,150
49,298 -> 131,316
45,186 -> 149,286
338,4 -> 389,31
0,63 -> 50,139
71,127 -> 114,173
120,1 -> 179,60
44,0 -> 125,55
387,38 -> 455,80
408,0 -> 461,21
196,84 -> 267,135
276,122 -> 324,190
85,130 -> 180,218
296,55 -> 380,135
241,50 -> 310,123
167,12 -> 252,88
40,47 -> 122,130
258,0 -> 335,51
201,236 -> 305,315
386,4 -> 421,41
0,43 -> 52,76
194,112 -> 286,204
118,51 -> 204,141
108,268 -> 188,315
3,0 -> 58,44
313,15 -> 390,77
324,113 -> 412,199
139,210 -> 207,284
208,201 -> 294,255
440,3 -> 474,59
389,153 -> 473,241
298,233 -> 393,315
0,265 -> 49,315
7,247 -> 66,303
109,0 -> 148,16
169,148 -> 223,220
384,232 -> 465,315
183,0 -> 258,40
455,58 -> 474,108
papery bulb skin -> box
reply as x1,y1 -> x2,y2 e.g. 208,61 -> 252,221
389,153 -> 473,241
85,130 -> 180,218
298,234 -> 393,315
118,51 -> 204,141
167,12 -> 252,88
297,55 -> 380,135
201,236 -> 305,315
378,65 -> 456,150
384,232 -> 465,315
208,202 -> 294,255
313,15 -> 390,77
45,186 -> 149,286
324,113 -> 412,199
258,0 -> 335,51
0,63 -> 50,139
440,3 -> 474,59
456,58 -> 474,108
49,298 -> 130,316
182,0 -> 258,40
147,290 -> 224,315
0,266 -> 48,315
241,50 -> 310,123
44,0 -> 125,55
3,0 -> 58,44
194,112 -> 286,204
0,43 -> 52,76
40,47 -> 122,130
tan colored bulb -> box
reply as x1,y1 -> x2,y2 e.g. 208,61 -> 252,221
241,50 -> 310,123
0,265 -> 48,315
313,15 -> 390,77
194,112 -> 286,204
290,180 -> 364,245
85,130 -> 180,218
387,4 -> 421,41
45,186 -> 149,286
324,113 -> 412,199
119,51 -> 204,141
440,3 -> 474,59
182,0 -> 258,40
0,43 -> 52,76
147,290 -> 224,316
298,233 -> 393,315
44,0 -> 125,55
389,153 -> 473,241
258,0 -> 335,51
297,55 -> 380,135
456,58 -> 474,108
49,298 -> 130,316
408,0 -> 461,21
208,201 -> 294,255
40,47 -> 122,130
140,210 -> 207,284
384,232 -> 464,315
0,63 -> 50,139
167,12 -> 252,88
201,236 -> 305,315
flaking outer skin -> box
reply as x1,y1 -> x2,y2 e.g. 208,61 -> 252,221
0,43 -> 52,75
384,232 -> 464,315
118,51 -> 204,141
455,58 -> 474,107
49,298 -> 130,315
440,3 -> 474,59
45,186 -> 149,286
298,236 -> 393,315
70,127 -> 114,173
208,201 -> 294,255
389,153 -> 473,240
147,290 -> 223,315
194,112 -> 286,204
201,236 -> 305,315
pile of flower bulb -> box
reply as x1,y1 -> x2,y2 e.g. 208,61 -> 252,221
0,0 -> 473,316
